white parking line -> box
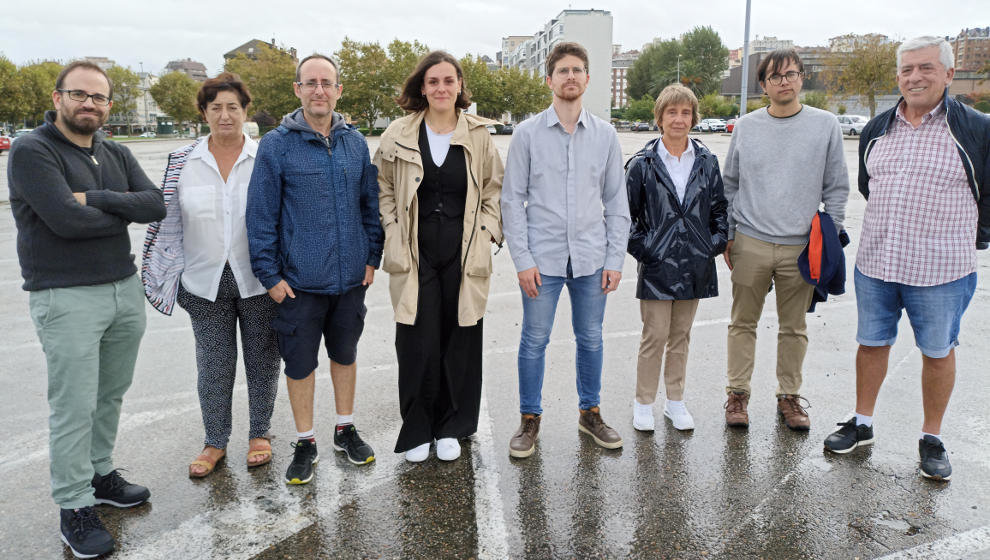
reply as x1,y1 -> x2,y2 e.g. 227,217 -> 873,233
472,393 -> 509,559
876,525 -> 990,559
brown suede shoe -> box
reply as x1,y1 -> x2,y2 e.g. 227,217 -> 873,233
509,414 -> 541,458
724,391 -> 750,428
777,395 -> 811,431
578,407 -> 623,449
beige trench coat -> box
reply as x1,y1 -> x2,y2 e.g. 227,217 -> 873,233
373,110 -> 504,326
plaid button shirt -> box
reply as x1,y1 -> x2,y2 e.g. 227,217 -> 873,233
856,103 -> 977,286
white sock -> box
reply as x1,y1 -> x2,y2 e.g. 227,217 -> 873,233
854,413 -> 873,427
297,429 -> 315,441
336,414 -> 354,426
921,432 -> 942,443
666,399 -> 684,406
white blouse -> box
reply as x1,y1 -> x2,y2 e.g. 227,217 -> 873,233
656,138 -> 695,204
178,134 -> 266,301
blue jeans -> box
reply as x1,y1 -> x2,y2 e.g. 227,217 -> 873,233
855,267 -> 976,358
518,266 -> 607,415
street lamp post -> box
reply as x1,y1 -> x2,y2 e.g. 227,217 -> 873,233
140,62 -> 150,134
677,53 -> 682,83
739,0 -> 752,116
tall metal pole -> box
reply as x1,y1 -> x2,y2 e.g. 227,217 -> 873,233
739,0 -> 752,116
677,53 -> 681,83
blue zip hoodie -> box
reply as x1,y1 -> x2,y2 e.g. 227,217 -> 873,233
247,108 -> 384,295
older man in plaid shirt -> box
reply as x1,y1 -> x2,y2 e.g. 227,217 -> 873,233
824,36 -> 990,481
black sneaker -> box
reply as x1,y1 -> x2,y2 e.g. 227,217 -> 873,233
285,439 -> 319,485
60,506 -> 114,558
333,425 -> 375,465
919,435 -> 952,481
823,418 -> 875,454
92,470 -> 150,508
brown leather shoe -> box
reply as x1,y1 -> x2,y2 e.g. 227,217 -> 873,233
777,395 -> 811,431
724,391 -> 750,428
578,407 -> 623,449
509,414 -> 541,458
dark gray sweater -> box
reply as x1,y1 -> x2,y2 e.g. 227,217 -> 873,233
8,111 -> 166,290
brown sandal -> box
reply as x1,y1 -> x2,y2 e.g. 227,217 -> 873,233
189,448 -> 225,478
247,437 -> 272,468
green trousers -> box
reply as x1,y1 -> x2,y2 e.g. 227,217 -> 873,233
29,274 -> 146,509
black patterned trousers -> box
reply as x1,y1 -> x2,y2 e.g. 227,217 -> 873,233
177,264 -> 281,449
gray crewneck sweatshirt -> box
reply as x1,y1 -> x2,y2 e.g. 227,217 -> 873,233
722,105 -> 849,245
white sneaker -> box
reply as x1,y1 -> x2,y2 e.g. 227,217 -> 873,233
664,400 -> 695,431
436,438 -> 461,461
405,442 -> 430,463
632,400 -> 655,431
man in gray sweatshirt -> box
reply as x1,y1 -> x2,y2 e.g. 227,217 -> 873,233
721,49 -> 849,431
8,61 -> 165,558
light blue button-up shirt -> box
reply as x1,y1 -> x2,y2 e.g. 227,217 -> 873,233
502,105 -> 630,278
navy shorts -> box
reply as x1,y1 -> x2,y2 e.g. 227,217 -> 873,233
271,285 -> 368,379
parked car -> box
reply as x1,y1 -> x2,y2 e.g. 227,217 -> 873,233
703,118 -> 727,132
633,122 -> 651,132
497,123 -> 514,135
0,135 -> 10,154
837,115 -> 870,136
11,128 -> 33,144
726,118 -> 737,133
692,121 -> 710,132
139,131 -> 157,138
486,125 -> 497,135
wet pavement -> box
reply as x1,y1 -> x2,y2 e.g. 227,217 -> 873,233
1,131 -> 989,559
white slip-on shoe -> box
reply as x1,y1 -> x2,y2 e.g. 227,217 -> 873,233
664,400 -> 695,431
405,442 -> 430,463
436,438 -> 461,461
633,400 -> 655,432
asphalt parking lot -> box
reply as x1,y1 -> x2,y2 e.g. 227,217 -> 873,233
1,130 -> 988,559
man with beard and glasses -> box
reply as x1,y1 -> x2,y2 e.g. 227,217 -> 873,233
7,60 -> 165,558
501,42 -> 630,458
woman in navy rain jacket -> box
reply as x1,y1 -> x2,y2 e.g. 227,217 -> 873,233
625,84 -> 728,433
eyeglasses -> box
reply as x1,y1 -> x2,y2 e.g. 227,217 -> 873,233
57,89 -> 111,106
295,81 -> 340,92
766,71 -> 803,86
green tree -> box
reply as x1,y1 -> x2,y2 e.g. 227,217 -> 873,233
0,55 -> 27,125
334,38 -> 394,128
746,95 -> 770,113
698,93 -> 738,118
18,61 -> 62,126
801,90 -> 829,110
627,27 -> 728,100
224,44 -> 297,124
823,34 -> 899,117
461,55 -> 505,118
107,66 -> 141,135
624,95 -> 656,122
501,66 -> 550,120
149,71 -> 200,130
384,39 -> 429,98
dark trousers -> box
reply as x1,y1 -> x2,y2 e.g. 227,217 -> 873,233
177,264 -> 281,449
394,218 -> 483,452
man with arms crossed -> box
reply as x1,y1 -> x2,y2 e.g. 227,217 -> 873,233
722,49 -> 849,431
8,61 -> 165,558
502,42 -> 630,458
248,54 -> 384,483
824,37 -> 990,481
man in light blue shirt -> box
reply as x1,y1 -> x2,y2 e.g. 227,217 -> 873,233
502,42 -> 630,458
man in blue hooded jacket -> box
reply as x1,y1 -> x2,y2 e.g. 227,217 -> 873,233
247,54 -> 384,484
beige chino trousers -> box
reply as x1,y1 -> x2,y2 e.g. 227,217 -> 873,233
726,232 -> 814,396
636,299 -> 701,404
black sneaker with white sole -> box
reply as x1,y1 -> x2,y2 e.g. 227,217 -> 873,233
91,470 -> 150,508
333,425 -> 375,465
285,439 -> 319,484
60,506 -> 114,558
919,435 -> 952,481
823,418 -> 875,454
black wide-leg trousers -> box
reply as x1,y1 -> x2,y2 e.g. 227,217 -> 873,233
394,218 -> 483,453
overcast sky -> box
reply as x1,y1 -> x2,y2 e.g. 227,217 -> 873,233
0,1 -> 979,76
